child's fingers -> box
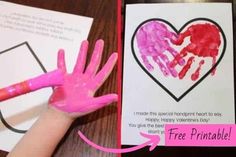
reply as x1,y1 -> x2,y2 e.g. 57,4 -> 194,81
73,40 -> 89,74
84,39 -> 104,77
57,49 -> 67,72
92,53 -> 117,90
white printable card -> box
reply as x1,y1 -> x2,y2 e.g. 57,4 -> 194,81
0,1 -> 93,151
121,3 -> 235,146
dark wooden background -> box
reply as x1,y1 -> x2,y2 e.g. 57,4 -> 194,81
0,0 -> 118,157
122,0 -> 236,157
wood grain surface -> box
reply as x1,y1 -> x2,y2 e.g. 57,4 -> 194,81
0,0 -> 118,157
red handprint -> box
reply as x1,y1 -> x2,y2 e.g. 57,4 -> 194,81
170,23 -> 221,81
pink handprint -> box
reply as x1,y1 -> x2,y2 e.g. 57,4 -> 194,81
136,21 -> 184,77
170,23 -> 221,81
49,40 -> 118,116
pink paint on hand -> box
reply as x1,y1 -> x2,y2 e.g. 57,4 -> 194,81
28,69 -> 64,90
49,40 -> 118,115
0,69 -> 64,102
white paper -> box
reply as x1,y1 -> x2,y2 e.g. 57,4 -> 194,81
0,1 -> 93,151
122,3 -> 235,146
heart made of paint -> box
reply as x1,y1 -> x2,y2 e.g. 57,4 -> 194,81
131,18 -> 226,102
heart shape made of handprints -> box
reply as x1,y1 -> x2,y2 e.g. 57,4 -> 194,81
131,18 -> 226,102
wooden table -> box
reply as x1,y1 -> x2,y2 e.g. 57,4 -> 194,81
0,0 -> 118,157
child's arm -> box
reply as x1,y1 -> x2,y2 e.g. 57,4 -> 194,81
8,107 -> 73,157
7,39 -> 118,157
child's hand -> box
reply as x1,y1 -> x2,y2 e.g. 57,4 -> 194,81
49,40 -> 118,118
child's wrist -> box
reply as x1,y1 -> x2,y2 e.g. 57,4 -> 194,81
46,106 -> 75,125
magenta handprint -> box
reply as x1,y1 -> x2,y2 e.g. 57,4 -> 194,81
136,21 -> 184,77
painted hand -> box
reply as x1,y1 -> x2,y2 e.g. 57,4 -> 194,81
49,40 -> 118,117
